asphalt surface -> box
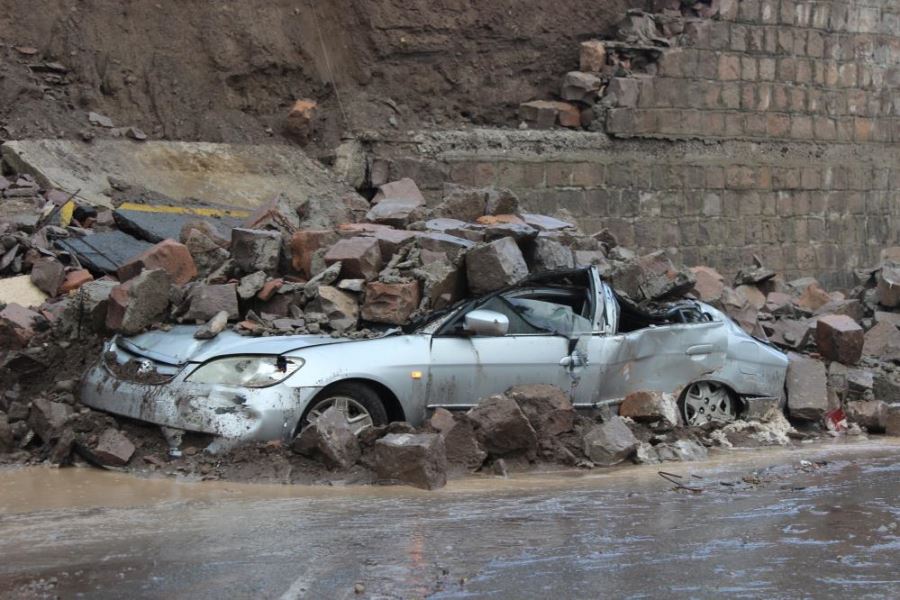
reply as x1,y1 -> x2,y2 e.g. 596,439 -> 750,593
1,439 -> 898,599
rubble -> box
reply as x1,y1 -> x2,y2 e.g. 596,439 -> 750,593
618,390 -> 680,430
467,394 -> 538,457
815,315 -> 864,365
582,417 -> 639,466
106,269 -> 172,334
465,237 -> 529,295
786,353 -> 829,421
372,433 -> 448,490
292,407 -> 361,469
92,428 -> 136,466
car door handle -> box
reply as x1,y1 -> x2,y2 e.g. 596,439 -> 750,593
686,344 -> 714,355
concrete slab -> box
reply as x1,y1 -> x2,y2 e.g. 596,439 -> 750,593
56,232 -> 153,274
1,139 -> 360,227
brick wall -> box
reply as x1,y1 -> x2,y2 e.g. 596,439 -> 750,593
363,0 -> 900,288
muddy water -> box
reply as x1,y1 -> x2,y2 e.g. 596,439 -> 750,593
1,439 -> 898,599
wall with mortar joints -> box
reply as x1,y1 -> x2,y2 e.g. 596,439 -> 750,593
605,0 -> 899,143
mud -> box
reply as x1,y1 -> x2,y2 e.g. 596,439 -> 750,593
1,439 -> 898,598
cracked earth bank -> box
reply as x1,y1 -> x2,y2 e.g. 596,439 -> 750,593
0,439 -> 898,599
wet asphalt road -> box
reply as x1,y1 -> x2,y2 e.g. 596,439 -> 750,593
0,440 -> 898,599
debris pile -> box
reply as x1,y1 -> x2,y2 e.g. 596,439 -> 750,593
0,164 -> 898,486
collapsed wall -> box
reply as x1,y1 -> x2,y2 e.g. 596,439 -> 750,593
363,0 -> 900,288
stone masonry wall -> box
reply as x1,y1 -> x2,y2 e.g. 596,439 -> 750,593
363,0 -> 899,288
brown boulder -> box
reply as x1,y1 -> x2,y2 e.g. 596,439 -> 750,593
505,384 -> 574,438
106,270 -> 172,334
619,390 -> 680,429
466,394 -> 538,457
118,239 -> 198,285
786,352 -> 829,421
324,237 -> 383,281
290,229 -> 338,278
373,433 -> 447,490
361,281 -> 421,325
292,406 -> 361,469
815,314 -> 864,365
690,266 -> 725,303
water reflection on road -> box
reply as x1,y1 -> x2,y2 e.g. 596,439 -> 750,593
0,439 -> 898,599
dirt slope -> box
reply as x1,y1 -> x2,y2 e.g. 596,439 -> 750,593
0,0 -> 641,154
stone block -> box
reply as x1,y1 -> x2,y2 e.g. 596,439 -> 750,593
230,228 -> 281,274
465,237 -> 529,295
361,281 -> 421,325
786,352 -> 828,421
118,239 -> 198,285
324,237 -> 383,281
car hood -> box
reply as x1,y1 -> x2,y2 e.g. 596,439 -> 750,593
116,325 -> 348,365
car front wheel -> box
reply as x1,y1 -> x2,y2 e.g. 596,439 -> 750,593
302,382 -> 388,436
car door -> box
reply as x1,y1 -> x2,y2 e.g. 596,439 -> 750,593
426,289 -> 590,408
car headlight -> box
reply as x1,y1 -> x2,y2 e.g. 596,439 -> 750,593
185,355 -> 304,388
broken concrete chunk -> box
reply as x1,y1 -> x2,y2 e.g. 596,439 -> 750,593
106,269 -> 172,334
582,417 -> 639,466
182,283 -> 239,322
118,238 -> 198,285
785,352 -> 829,421
619,390 -> 680,430
324,237 -> 383,281
93,428 -> 136,466
30,257 -> 65,296
373,432 -> 448,490
230,228 -> 281,274
465,237 -> 529,295
466,394 -> 538,457
815,314 -> 863,365
292,406 -> 361,469
361,281 -> 421,325
56,231 -> 153,274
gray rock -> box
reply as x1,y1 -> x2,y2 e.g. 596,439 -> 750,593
845,400 -> 889,432
27,398 -> 74,443
465,237 -> 529,295
105,269 -> 172,334
182,283 -> 239,321
618,390 -> 680,430
0,413 -> 14,453
230,228 -> 281,274
786,352 -> 829,421
93,428 -> 136,466
582,417 -> 638,466
466,394 -> 538,457
184,229 -> 230,277
373,432 -> 448,490
324,237 -> 383,281
237,271 -> 267,300
529,237 -> 575,272
292,406 -> 361,469
30,257 -> 65,296
505,384 -> 574,438
194,310 -> 229,340
366,198 -> 425,228
312,285 -> 359,332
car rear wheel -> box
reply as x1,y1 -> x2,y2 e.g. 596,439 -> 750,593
681,381 -> 737,426
302,382 -> 388,436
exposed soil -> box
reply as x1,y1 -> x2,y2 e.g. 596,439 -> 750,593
0,0 -> 642,157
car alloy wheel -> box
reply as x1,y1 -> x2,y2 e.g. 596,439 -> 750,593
306,395 -> 375,435
682,381 -> 737,426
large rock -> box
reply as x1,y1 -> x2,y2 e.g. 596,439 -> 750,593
845,400 -> 888,432
372,177 -> 426,205
815,314 -> 864,365
794,282 -> 831,312
181,283 -> 239,321
786,352 -> 829,421
619,390 -> 680,430
429,409 -> 487,472
690,266 -> 725,304
417,232 -> 475,260
290,229 -> 338,278
876,265 -> 900,308
184,229 -> 230,277
418,259 -> 464,310
608,250 -> 695,302
92,428 -> 136,466
230,228 -> 281,274
365,198 -> 424,228
28,397 -> 74,443
505,384 -> 574,438
324,237 -> 383,281
106,269 -> 171,334
529,237 -> 575,272
466,237 -> 529,295
118,239 -> 198,285
313,285 -> 358,332
292,406 -> 361,469
373,432 -> 448,490
466,394 -> 538,456
582,417 -> 639,466
30,257 -> 65,296
361,281 -> 420,325
0,303 -> 43,348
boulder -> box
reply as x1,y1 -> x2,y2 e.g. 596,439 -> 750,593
505,384 -> 575,438
230,228 -> 281,274
876,265 -> 900,308
285,98 -> 316,142
184,228 -> 230,277
429,410 -> 487,472
324,237 -> 383,281
92,428 -> 136,466
28,397 -> 73,443
181,283 -> 239,322
237,271 -> 267,300
608,250 -> 695,302
291,406 -> 361,469
560,71 -> 603,103
416,232 -> 475,260
529,237 -> 575,272
582,417 -> 639,466
466,237 -> 529,295
194,310 -> 230,340
30,257 -> 65,295
815,314 -> 864,365
433,187 -> 487,222
418,259 -> 464,310
313,285 -> 359,332
735,284 -> 766,310
0,303 -> 43,348
655,439 -> 708,462
619,390 -> 680,429
118,239 -> 198,285
290,229 -> 338,278
845,400 -> 888,432
106,269 -> 172,334
372,178 -> 426,205
521,213 -> 576,231
361,281 -> 420,325
690,266 -> 725,304
580,40 -> 606,72
863,320 -> 900,357
794,282 -> 831,312
366,198 -> 425,228
373,433 -> 448,490
466,394 -> 538,456
785,352 -> 829,421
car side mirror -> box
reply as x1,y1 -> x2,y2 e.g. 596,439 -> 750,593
463,309 -> 509,336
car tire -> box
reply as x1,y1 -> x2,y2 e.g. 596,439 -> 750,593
300,382 -> 389,436
680,380 -> 738,426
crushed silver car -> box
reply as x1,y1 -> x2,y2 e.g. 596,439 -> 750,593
80,267 -> 789,447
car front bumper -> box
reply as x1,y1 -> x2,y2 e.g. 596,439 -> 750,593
80,357 -> 321,442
